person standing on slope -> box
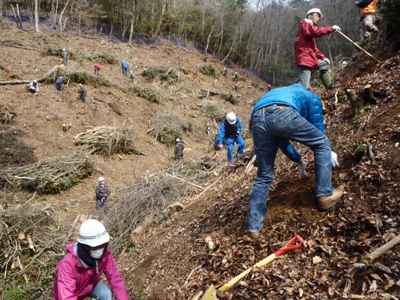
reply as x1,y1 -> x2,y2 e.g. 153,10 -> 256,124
356,0 -> 379,42
295,8 -> 341,90
53,219 -> 132,300
215,112 -> 245,167
246,83 -> 344,239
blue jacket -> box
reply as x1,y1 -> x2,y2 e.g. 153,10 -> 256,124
253,83 -> 325,133
215,118 -> 243,145
251,83 -> 326,163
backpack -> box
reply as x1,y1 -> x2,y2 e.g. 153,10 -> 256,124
355,0 -> 373,8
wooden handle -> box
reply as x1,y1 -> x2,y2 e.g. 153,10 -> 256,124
218,253 -> 277,293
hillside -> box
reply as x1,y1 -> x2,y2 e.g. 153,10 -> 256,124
0,22 -> 266,297
1,20 -> 400,300
122,52 -> 400,300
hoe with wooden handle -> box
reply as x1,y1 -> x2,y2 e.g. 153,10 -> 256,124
201,234 -> 305,300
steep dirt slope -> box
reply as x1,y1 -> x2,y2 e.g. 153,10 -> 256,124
125,54 -> 400,299
0,25 -> 266,222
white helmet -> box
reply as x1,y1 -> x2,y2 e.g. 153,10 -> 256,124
98,176 -> 105,182
226,112 -> 237,125
176,138 -> 181,143
306,8 -> 323,18
78,219 -> 110,247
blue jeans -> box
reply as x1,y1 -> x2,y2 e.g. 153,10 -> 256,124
226,136 -> 245,162
91,281 -> 112,300
121,65 -> 129,76
246,106 -> 332,232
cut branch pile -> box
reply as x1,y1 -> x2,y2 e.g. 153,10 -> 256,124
151,112 -> 193,145
0,200 -> 64,289
104,164 -> 209,254
44,48 -> 118,64
74,126 -> 139,155
0,152 -> 93,194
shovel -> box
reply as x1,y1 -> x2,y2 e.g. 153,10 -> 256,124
201,234 -> 305,300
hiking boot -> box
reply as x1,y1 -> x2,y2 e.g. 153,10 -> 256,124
318,185 -> 345,210
228,161 -> 236,168
247,230 -> 260,240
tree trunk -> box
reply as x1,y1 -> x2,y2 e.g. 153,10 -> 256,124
154,0 -> 165,36
58,0 -> 71,32
128,15 -> 134,43
53,0 -> 59,29
16,4 -> 23,29
34,0 -> 40,32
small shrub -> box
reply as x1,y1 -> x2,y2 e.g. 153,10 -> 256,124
199,64 -> 218,77
142,66 -> 168,80
130,86 -> 161,103
151,112 -> 192,145
202,102 -> 225,121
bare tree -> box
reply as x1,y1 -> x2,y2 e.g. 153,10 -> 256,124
34,0 -> 40,32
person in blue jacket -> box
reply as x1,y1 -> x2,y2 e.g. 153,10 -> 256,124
247,83 -> 344,238
215,112 -> 246,166
121,60 -> 129,77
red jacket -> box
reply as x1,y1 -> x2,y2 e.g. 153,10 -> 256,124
294,19 -> 334,69
53,243 -> 130,300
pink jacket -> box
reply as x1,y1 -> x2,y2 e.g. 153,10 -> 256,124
294,19 -> 334,69
53,243 -> 130,300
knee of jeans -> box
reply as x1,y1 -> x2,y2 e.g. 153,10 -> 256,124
97,285 -> 112,299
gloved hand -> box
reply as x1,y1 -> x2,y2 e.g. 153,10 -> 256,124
332,25 -> 341,32
215,144 -> 223,151
298,160 -> 309,178
331,151 -> 339,168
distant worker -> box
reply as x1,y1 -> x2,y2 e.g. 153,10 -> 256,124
55,76 -> 65,91
174,138 -> 185,160
246,83 -> 344,239
356,0 -> 379,42
62,48 -> 69,66
94,63 -> 103,77
295,8 -> 341,90
96,177 -> 110,210
215,112 -> 245,167
27,80 -> 39,93
121,60 -> 129,77
79,84 -> 87,102
53,219 -> 131,300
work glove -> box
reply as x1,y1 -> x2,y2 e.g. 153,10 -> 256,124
331,151 -> 339,168
332,25 -> 341,32
298,160 -> 309,178
215,144 -> 223,151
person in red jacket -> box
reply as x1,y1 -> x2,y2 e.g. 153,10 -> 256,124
53,219 -> 132,300
295,8 -> 341,90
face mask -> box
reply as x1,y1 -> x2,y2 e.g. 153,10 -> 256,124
90,248 -> 104,259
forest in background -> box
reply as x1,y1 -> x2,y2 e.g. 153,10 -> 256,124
1,0 -> 399,83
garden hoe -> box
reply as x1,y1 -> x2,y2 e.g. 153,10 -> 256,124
201,234 -> 305,300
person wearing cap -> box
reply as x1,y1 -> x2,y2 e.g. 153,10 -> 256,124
174,138 -> 185,160
62,48 -> 69,66
96,177 -> 110,210
246,84 -> 344,239
94,64 -> 103,77
53,219 -> 131,300
121,60 -> 129,77
295,8 -> 341,90
27,80 -> 39,93
356,0 -> 379,42
215,112 -> 246,166
79,84 -> 87,102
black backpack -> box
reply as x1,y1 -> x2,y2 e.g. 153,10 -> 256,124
355,0 -> 373,8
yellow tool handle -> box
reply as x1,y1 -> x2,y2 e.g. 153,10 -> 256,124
218,253 -> 277,293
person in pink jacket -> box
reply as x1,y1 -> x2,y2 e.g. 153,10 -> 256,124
294,8 -> 341,90
53,219 -> 132,300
